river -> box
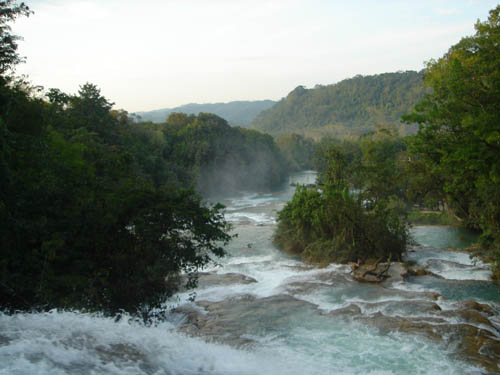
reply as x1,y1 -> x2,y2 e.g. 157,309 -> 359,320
1,171 -> 499,374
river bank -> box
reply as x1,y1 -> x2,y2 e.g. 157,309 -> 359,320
1,171 -> 499,374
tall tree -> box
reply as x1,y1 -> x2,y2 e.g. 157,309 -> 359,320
404,6 -> 500,257
0,1 -> 32,74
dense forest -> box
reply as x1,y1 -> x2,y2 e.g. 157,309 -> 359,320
0,1 -> 288,316
251,71 -> 428,137
275,5 -> 500,279
274,130 -> 409,266
135,100 -> 276,126
2,0 -> 500,322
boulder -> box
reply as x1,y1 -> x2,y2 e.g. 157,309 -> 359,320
351,262 -> 406,283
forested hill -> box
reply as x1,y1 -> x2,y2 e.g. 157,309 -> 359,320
135,100 -> 276,126
251,71 -> 427,137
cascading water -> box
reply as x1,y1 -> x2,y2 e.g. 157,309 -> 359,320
1,171 -> 499,374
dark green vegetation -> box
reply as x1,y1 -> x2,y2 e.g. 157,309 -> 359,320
251,71 -> 427,137
403,6 -> 500,280
275,6 -> 500,278
135,100 -> 276,126
274,130 -> 409,265
0,80 -> 235,315
0,2 -> 289,316
276,133 -> 316,171
135,112 -> 288,196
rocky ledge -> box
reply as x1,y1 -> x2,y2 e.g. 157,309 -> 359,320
351,261 -> 408,283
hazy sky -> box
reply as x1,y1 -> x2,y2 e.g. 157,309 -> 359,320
12,0 -> 499,112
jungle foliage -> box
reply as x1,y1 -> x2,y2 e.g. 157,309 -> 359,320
274,131 -> 409,265
251,71 -> 427,137
0,2 -> 289,314
0,80 -> 235,316
156,112 -> 288,196
403,5 -> 500,277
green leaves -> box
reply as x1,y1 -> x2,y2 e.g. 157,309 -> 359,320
404,5 -> 500,274
275,155 -> 408,265
0,79 -> 232,317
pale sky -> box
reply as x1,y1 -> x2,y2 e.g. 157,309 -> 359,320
12,0 -> 499,112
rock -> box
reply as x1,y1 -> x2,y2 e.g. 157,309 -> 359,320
386,262 -> 408,280
175,294 -> 319,347
352,262 -> 405,283
178,272 -> 258,291
357,312 -> 442,341
284,281 -> 328,294
357,312 -> 500,373
452,300 -> 497,317
440,310 -> 495,330
408,265 -> 428,276
358,300 -> 442,316
438,324 -> 500,374
327,304 -> 362,317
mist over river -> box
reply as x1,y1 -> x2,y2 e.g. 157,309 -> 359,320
1,171 -> 499,374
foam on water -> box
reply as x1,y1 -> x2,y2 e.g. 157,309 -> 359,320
405,246 -> 492,281
0,310 -> 480,375
2,172 -> 496,374
222,193 -> 280,212
224,212 -> 276,225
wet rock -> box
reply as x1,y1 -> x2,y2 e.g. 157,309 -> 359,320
327,304 -> 362,317
284,272 -> 350,294
385,262 -> 408,281
176,294 -> 319,347
284,281 -> 327,294
351,262 -> 391,283
352,262 -> 408,283
357,311 -> 500,374
452,300 -> 497,317
408,264 -> 429,276
439,324 -> 500,374
427,259 -> 471,268
358,300 -> 442,316
440,310 -> 494,329
357,312 -> 442,340
178,272 -> 257,291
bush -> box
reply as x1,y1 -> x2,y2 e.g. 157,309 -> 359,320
274,183 -> 407,265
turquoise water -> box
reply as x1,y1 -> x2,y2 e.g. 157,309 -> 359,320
410,225 -> 479,249
408,276 -> 500,303
408,225 -> 499,304
0,171 -> 497,375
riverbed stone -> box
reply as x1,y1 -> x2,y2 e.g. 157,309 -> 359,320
408,264 -> 429,276
351,262 -> 408,283
176,294 -> 320,347
358,300 -> 442,316
452,300 -> 497,316
356,311 -> 500,373
326,304 -> 362,317
178,272 -> 258,291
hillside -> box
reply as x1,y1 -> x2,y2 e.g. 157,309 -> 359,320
251,71 -> 427,137
135,100 -> 276,126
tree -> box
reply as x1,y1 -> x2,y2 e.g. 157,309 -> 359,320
0,81 -> 232,316
404,6 -> 500,267
274,149 -> 407,265
0,1 -> 32,74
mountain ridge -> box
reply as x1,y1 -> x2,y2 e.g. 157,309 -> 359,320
134,100 -> 276,126
250,71 -> 428,137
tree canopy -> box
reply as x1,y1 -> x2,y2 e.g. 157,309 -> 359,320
251,71 -> 427,137
0,80 -> 232,316
403,5 -> 500,266
0,0 -> 32,73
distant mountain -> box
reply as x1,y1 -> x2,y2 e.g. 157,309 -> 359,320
251,71 -> 428,137
135,100 -> 276,126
